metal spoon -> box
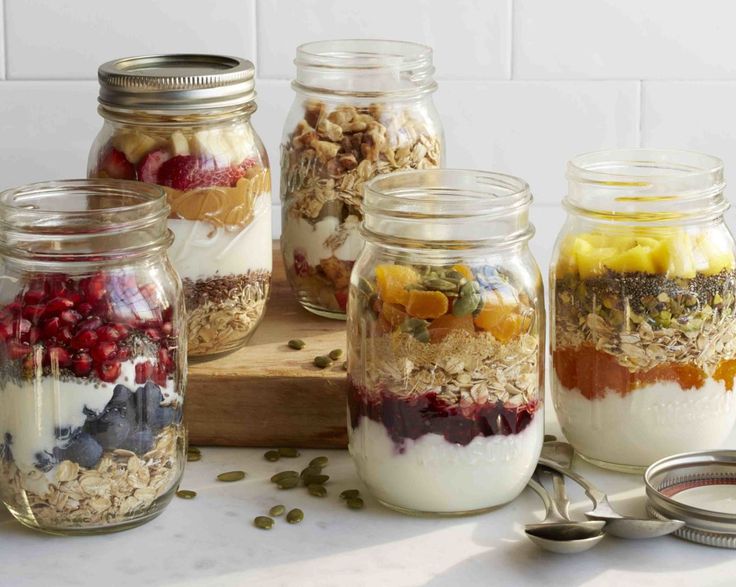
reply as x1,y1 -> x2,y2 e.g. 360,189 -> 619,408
539,442 -> 685,539
525,476 -> 605,553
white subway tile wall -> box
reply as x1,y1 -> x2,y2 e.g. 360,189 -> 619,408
0,0 -> 734,245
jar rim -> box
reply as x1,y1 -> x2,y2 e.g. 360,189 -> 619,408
0,179 -> 172,262
98,54 -> 256,114
565,148 -> 728,223
363,169 -> 534,248
293,39 -> 437,98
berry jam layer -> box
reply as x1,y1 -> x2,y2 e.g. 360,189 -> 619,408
349,382 -> 539,448
554,345 -> 736,398
183,272 -> 270,356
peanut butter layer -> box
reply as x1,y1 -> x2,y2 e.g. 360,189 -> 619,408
165,168 -> 270,228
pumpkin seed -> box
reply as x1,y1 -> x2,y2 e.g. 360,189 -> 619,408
271,470 -> 299,483
269,504 -> 286,517
309,456 -> 329,468
286,508 -> 304,524
308,484 -> 327,497
342,360 -> 348,370
187,446 -> 201,456
277,477 -> 300,490
340,489 -> 360,500
187,452 -> 202,462
300,466 -> 322,479
303,474 -> 329,486
328,348 -> 343,360
278,447 -> 301,458
264,450 -> 280,462
217,470 -> 246,482
314,355 -> 331,368
451,292 -> 480,317
347,497 -> 364,509
288,339 -> 305,350
423,278 -> 457,292
176,489 -> 197,499
358,277 -> 374,296
254,516 -> 274,530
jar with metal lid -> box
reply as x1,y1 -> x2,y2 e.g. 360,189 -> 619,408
280,40 -> 444,319
551,149 -> 736,472
347,169 -> 544,515
0,180 -> 186,535
88,54 -> 271,359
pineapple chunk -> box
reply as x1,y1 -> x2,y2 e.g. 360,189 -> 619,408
695,232 -> 736,275
111,132 -> 161,164
604,244 -> 657,274
573,238 -> 617,279
651,232 -> 696,278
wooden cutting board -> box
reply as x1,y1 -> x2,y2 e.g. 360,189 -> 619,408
185,242 -> 349,448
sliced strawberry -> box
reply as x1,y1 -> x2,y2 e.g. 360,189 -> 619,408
335,289 -> 349,312
157,156 -> 247,190
99,147 -> 136,180
137,149 -> 172,183
293,249 -> 310,278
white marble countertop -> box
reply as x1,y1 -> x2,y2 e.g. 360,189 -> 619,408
2,411 -> 735,587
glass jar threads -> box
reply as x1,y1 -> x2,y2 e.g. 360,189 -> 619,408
89,54 -> 272,358
0,180 -> 186,534
280,40 -> 444,319
347,170 -> 544,515
551,149 -> 736,472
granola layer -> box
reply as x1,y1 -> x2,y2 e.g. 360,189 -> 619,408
184,271 -> 270,356
281,102 -> 441,314
0,424 -> 182,530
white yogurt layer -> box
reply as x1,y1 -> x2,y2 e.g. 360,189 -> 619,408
0,359 -> 180,484
553,375 -> 736,468
168,194 -> 272,281
349,412 -> 543,513
281,214 -> 363,269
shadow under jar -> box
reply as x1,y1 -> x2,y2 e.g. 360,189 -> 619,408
89,55 -> 272,359
551,149 -> 736,473
0,180 -> 187,535
280,40 -> 444,319
347,170 -> 544,516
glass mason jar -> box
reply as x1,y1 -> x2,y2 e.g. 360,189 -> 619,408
89,55 -> 272,359
281,40 -> 444,319
0,180 -> 186,534
551,149 -> 736,472
347,170 -> 544,515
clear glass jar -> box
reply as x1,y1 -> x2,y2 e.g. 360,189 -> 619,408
281,40 -> 444,319
551,149 -> 736,472
0,180 -> 186,534
88,55 -> 272,359
347,170 -> 544,515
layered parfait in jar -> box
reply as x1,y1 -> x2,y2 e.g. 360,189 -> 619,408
552,149 -> 736,471
348,170 -> 543,515
0,180 -> 186,534
90,55 -> 271,358
280,40 -> 443,318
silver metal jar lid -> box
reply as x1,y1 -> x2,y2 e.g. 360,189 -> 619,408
645,450 -> 736,549
98,54 -> 256,112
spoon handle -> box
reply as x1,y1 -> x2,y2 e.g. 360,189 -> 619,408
528,477 -> 568,524
552,471 -> 572,520
538,457 -> 609,508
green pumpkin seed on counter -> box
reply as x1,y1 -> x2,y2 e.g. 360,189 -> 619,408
308,484 -> 327,497
271,470 -> 299,483
187,447 -> 202,462
254,516 -> 274,530
264,450 -> 280,462
286,508 -> 304,524
328,348 -> 343,360
269,504 -> 286,517
309,456 -> 329,468
347,497 -> 365,510
303,474 -> 329,486
340,489 -> 360,500
217,471 -> 246,482
278,448 -> 301,458
277,477 -> 300,490
288,338 -> 306,350
313,355 -> 332,368
300,466 -> 322,479
176,490 -> 197,500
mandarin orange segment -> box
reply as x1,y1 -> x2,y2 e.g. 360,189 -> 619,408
428,313 -> 475,342
375,264 -> 419,305
451,264 -> 474,282
405,290 -> 449,319
380,302 -> 408,328
473,298 -> 525,342
714,359 -> 736,391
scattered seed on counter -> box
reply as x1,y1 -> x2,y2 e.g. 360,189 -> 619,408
314,355 -> 331,368
271,471 -> 300,483
176,490 -> 197,499
254,516 -> 274,530
217,471 -> 246,482
286,508 -> 304,524
347,497 -> 364,510
328,348 -> 343,360
309,456 -> 329,468
340,489 -> 360,500
278,447 -> 300,458
269,504 -> 286,517
288,339 -> 305,350
264,450 -> 280,462
308,484 -> 327,497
